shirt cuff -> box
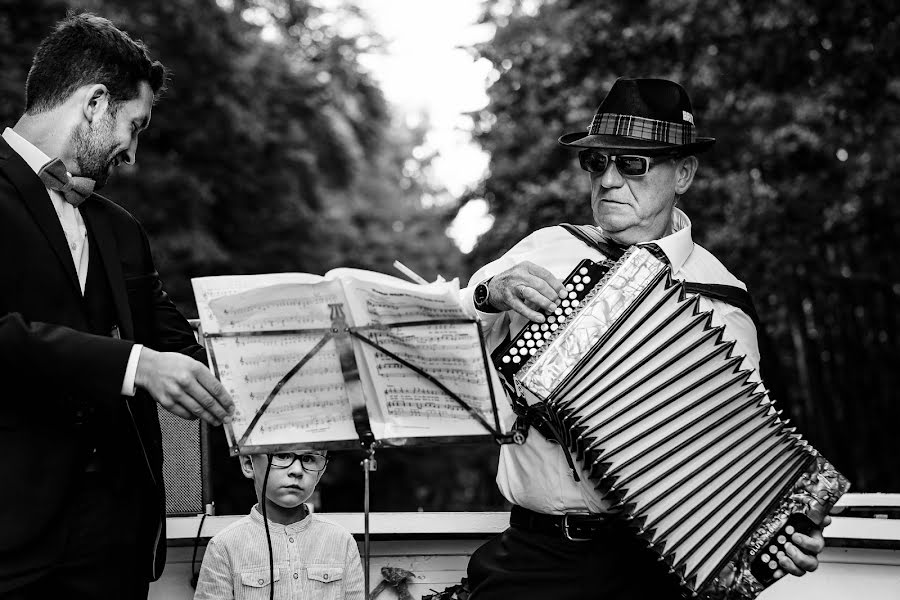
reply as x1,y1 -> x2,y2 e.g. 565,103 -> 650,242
460,285 -> 505,325
121,344 -> 144,396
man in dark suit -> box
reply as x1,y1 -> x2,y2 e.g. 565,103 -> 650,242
0,13 -> 234,599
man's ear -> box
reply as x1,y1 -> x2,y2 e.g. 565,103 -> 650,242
239,455 -> 256,480
674,155 -> 699,195
81,84 -> 110,124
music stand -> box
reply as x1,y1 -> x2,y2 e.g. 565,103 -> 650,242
202,304 -> 520,595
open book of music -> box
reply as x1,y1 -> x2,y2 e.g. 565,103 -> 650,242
191,268 -> 512,455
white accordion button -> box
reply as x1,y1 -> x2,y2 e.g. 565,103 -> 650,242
579,267 -> 588,275
502,356 -> 510,363
512,356 -> 521,363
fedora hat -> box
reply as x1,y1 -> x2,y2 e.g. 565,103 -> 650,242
558,77 -> 715,155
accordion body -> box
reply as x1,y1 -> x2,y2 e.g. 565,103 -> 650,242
493,246 -> 849,598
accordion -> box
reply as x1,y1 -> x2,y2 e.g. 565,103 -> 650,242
492,246 -> 849,598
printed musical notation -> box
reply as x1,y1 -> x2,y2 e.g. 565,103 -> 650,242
192,267 -> 512,450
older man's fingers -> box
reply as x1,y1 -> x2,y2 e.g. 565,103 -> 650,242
524,263 -> 567,299
506,296 -> 549,323
784,540 -> 820,572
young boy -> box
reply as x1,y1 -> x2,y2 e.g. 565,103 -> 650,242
194,450 -> 365,599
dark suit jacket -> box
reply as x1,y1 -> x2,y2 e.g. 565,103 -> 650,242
0,134 -> 204,586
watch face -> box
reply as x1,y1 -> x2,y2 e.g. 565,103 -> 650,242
474,283 -> 489,305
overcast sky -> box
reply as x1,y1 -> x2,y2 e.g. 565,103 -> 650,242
354,0 -> 496,252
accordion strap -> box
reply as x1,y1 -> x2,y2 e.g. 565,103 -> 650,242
559,223 -> 627,261
560,223 -> 760,327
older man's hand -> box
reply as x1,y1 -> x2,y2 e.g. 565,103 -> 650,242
486,261 -> 568,322
772,515 -> 831,580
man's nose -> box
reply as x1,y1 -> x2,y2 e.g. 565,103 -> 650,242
598,161 -> 625,188
122,138 -> 138,165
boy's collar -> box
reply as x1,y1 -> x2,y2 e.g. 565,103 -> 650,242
251,502 -> 312,532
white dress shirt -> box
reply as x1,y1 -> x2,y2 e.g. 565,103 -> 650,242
2,127 -> 142,395
461,208 -> 761,515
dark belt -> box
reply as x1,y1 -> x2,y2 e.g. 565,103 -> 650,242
510,505 -> 612,541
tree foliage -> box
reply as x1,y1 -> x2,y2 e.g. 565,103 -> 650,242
1,0 -> 488,513
467,0 -> 900,490
1,0 -> 464,305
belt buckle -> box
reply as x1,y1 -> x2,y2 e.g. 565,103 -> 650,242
562,511 -> 594,542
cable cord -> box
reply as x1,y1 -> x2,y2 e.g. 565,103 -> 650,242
261,454 -> 275,600
189,511 -> 209,588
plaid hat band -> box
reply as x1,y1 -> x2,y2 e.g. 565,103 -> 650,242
587,113 -> 695,146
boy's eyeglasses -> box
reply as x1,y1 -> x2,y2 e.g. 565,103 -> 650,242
578,149 -> 673,177
268,452 -> 328,472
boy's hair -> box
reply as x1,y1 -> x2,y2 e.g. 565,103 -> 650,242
25,12 -> 167,115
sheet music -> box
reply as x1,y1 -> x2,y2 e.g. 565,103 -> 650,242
192,274 -> 359,448
336,269 -> 509,440
191,268 -> 511,451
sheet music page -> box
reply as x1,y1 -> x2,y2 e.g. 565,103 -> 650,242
329,268 -> 511,440
191,274 -> 359,450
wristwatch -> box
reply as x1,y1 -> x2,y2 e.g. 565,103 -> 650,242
473,277 -> 500,313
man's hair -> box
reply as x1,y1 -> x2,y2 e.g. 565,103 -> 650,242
24,12 -> 167,115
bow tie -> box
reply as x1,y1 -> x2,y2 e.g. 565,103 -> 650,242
37,157 -> 95,207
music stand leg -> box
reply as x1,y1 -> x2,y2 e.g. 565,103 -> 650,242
361,446 -> 377,598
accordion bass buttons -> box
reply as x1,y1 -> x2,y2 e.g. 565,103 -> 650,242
749,512 -> 818,586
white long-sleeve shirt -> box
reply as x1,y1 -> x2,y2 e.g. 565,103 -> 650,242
460,209 -> 761,515
194,505 -> 365,600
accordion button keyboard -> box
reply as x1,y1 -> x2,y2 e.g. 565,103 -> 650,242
491,258 -> 607,380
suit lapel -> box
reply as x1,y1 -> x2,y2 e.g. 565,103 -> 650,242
0,136 -> 81,295
81,202 -> 135,340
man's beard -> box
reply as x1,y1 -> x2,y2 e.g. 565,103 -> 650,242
72,112 -> 116,189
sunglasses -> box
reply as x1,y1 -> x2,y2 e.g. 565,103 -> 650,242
577,149 -> 674,177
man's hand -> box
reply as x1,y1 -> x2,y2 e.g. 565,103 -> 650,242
135,348 -> 235,426
487,262 -> 568,322
772,515 -> 831,580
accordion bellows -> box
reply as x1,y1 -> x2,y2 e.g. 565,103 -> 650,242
509,247 -> 848,598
